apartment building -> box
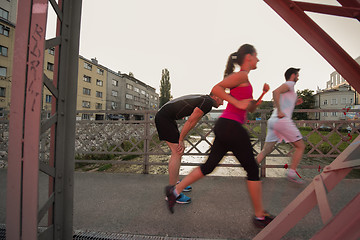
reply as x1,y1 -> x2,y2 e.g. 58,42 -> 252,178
42,48 -> 55,115
107,69 -> 159,120
314,84 -> 356,121
77,56 -> 107,120
0,0 -> 17,115
325,56 -> 360,104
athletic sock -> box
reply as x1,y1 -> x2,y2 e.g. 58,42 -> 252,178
173,188 -> 180,198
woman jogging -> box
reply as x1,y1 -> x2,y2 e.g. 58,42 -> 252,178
165,44 -> 275,228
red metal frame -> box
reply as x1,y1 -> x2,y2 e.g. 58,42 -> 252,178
5,0 -> 32,238
256,1 -> 360,239
264,0 -> 360,93
6,0 -> 49,239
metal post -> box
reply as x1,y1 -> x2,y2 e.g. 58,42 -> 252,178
6,0 -> 49,239
260,111 -> 267,177
53,0 -> 82,239
5,0 -> 32,238
143,111 -> 150,174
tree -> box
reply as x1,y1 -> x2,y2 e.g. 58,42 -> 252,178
293,89 -> 315,120
247,101 -> 273,120
159,68 -> 172,107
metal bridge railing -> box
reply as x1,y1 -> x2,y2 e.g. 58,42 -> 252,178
1,109 -> 359,177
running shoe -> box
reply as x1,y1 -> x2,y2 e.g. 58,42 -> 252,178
253,211 -> 275,228
175,193 -> 191,204
177,180 -> 192,192
165,193 -> 192,204
286,171 -> 305,184
165,185 -> 176,214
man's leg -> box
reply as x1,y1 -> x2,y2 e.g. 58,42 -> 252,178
289,139 -> 305,170
166,141 -> 183,185
256,142 -> 276,164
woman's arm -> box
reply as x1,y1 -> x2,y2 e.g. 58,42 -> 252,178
211,71 -> 253,110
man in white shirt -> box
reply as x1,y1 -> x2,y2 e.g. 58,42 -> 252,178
256,68 -> 305,183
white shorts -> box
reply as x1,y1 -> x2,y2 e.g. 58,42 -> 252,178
265,118 -> 302,143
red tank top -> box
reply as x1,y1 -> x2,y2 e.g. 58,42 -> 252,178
220,83 -> 253,124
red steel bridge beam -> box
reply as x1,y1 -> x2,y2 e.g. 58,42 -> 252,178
264,0 -> 360,93
256,0 -> 360,239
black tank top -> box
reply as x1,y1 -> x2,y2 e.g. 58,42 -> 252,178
159,94 -> 215,120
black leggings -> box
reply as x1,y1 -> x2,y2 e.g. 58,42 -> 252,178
200,118 -> 260,181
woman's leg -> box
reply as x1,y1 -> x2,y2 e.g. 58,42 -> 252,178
247,180 -> 264,218
229,124 -> 266,217
176,135 -> 228,193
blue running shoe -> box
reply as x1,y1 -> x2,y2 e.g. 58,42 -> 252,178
177,180 -> 192,192
175,193 -> 191,204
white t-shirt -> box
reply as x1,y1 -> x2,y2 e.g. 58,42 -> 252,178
269,81 -> 297,120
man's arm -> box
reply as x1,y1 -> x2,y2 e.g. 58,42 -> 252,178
273,83 -> 290,118
177,107 -> 204,153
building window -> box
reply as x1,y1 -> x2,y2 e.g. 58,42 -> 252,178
83,88 -> 91,95
126,84 -> 133,90
154,96 -> 158,101
126,93 -> 133,99
82,114 -> 90,120
111,90 -> 118,97
45,94 -> 52,103
0,87 -> 5,97
0,24 -> 9,37
48,48 -> 55,55
332,112 -> 337,116
112,80 -> 118,86
95,103 -> 102,109
84,62 -> 92,70
111,101 -> 117,109
96,79 -> 103,86
134,96 -> 139,101
350,98 -> 353,104
134,87 -> 139,93
341,98 -> 347,104
96,91 -> 102,98
141,90 -> 145,95
150,95 -> 153,99
0,8 -> 9,20
97,68 -> 104,75
83,75 -> 91,83
47,62 -> 54,71
0,46 -> 8,57
125,104 -> 133,109
0,66 -> 6,77
323,99 -> 327,105
331,98 -> 337,105
323,112 -> 328,117
82,101 -> 90,108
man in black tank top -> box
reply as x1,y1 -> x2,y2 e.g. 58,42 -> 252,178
155,93 -> 223,203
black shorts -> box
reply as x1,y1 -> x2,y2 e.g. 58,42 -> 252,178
155,111 -> 179,144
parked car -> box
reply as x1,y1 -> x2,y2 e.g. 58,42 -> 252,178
107,114 -> 125,121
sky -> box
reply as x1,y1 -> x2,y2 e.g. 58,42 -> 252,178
47,0 -> 360,103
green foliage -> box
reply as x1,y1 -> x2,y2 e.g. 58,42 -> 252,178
293,89 -> 315,120
159,68 -> 172,107
299,128 -> 359,154
97,164 -> 113,171
247,101 -> 273,120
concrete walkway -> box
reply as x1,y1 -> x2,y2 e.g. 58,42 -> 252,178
1,169 -> 359,239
